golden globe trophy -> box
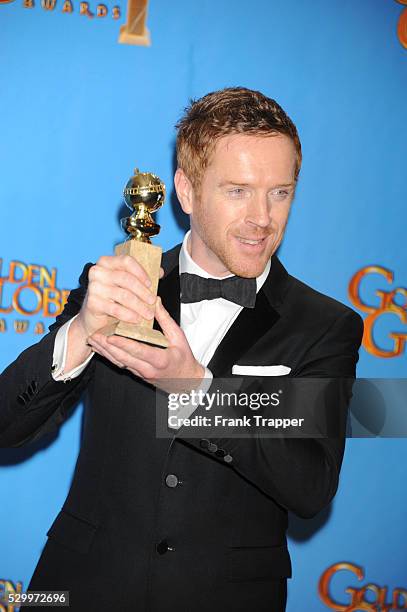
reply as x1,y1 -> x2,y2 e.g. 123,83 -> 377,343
100,168 -> 169,347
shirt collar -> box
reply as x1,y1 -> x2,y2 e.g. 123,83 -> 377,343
179,230 -> 271,294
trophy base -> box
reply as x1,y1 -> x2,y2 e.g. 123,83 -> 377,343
100,320 -> 169,348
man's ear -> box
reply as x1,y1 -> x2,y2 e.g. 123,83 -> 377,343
174,168 -> 194,215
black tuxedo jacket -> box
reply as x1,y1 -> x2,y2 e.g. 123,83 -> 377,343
0,246 -> 363,612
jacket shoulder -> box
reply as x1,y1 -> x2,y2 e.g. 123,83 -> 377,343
285,272 -> 363,329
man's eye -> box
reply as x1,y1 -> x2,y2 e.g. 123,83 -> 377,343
271,189 -> 289,199
227,188 -> 246,197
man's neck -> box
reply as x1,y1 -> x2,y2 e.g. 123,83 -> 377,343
186,231 -> 232,279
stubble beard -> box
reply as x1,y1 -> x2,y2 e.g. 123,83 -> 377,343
194,215 -> 274,279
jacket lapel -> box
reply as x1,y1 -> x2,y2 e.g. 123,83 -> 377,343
207,290 -> 279,377
207,255 -> 291,377
156,244 -> 182,326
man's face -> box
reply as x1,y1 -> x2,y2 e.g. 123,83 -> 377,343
176,133 -> 297,278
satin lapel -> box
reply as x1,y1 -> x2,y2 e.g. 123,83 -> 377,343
156,264 -> 181,326
207,289 -> 280,377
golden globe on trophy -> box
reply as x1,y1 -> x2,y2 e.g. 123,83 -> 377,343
100,168 -> 169,348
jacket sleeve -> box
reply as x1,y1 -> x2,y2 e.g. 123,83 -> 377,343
177,309 -> 364,518
0,263 -> 93,448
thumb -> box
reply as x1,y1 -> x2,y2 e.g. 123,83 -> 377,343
155,297 -> 184,345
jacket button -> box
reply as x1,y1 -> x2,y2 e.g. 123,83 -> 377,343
208,442 -> 218,453
200,439 -> 210,450
165,474 -> 179,488
156,540 -> 175,555
224,454 -> 233,464
215,448 -> 226,458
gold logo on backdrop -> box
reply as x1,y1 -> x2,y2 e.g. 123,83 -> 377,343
0,580 -> 24,612
21,0 -> 121,21
119,0 -> 149,45
349,266 -> 407,358
0,0 -> 151,45
395,0 -> 407,48
0,258 -> 70,335
319,562 -> 407,611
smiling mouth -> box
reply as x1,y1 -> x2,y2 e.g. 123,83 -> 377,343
236,236 -> 267,245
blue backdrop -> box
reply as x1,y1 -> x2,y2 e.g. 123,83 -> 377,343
1,0 -> 406,610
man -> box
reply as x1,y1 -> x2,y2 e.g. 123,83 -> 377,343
0,87 -> 363,611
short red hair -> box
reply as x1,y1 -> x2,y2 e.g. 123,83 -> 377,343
176,87 -> 302,190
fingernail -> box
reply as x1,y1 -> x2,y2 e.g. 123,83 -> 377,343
145,278 -> 152,288
147,293 -> 156,305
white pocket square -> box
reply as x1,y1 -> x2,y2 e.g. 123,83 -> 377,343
231,365 -> 292,376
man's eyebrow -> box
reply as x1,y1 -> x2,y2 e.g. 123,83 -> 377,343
217,181 -> 296,188
217,181 -> 251,187
272,182 -> 296,188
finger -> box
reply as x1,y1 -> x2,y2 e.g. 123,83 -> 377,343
89,335 -> 146,377
154,297 -> 184,344
94,255 -> 152,287
87,337 -> 125,368
125,366 -> 145,379
93,335 -> 158,379
106,335 -> 169,370
159,267 -> 164,279
90,267 -> 155,305
90,283 -> 155,321
88,335 -> 127,369
87,294 -> 148,326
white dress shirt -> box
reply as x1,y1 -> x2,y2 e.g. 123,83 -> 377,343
52,231 -> 271,424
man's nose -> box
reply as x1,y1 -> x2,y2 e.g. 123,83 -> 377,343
245,195 -> 270,228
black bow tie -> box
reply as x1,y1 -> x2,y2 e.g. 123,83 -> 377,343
180,273 -> 257,308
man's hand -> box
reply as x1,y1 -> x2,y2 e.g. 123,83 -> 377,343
78,254 -> 157,337
87,296 -> 205,394
64,255 -> 160,372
